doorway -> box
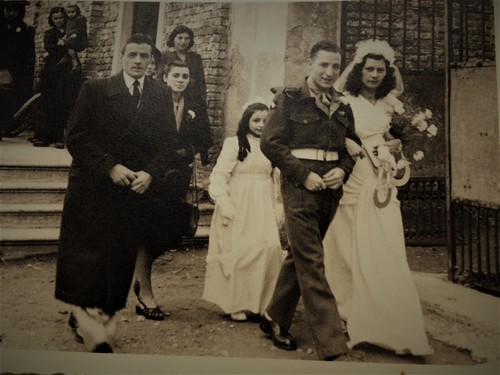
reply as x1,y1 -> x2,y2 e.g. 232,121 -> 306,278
132,2 -> 160,44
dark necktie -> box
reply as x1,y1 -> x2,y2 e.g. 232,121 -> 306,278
320,92 -> 332,108
132,79 -> 141,107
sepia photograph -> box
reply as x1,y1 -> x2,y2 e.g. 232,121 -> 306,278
0,0 -> 499,373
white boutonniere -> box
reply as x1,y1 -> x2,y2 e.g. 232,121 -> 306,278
187,110 -> 196,119
16,27 -> 22,33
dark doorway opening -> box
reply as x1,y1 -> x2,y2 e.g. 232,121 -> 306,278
132,2 -> 160,44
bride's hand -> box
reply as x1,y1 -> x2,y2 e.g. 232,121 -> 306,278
384,138 -> 402,154
345,138 -> 364,159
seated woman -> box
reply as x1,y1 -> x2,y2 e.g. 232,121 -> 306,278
132,60 -> 212,320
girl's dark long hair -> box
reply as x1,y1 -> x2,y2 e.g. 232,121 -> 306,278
345,53 -> 396,99
236,103 -> 269,162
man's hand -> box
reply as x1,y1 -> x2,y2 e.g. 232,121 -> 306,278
109,164 -> 136,187
303,172 -> 327,191
322,167 -> 346,190
130,171 -> 152,194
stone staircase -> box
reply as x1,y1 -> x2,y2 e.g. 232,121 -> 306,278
0,136 -> 212,261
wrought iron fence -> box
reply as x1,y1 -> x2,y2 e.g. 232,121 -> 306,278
398,177 -> 447,245
450,200 -> 500,295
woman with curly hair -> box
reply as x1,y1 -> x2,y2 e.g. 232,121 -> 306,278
323,39 -> 433,357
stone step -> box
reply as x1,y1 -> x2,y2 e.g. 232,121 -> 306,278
0,203 -> 63,228
0,165 -> 70,182
0,178 -> 68,204
0,225 -> 211,261
0,201 -> 214,229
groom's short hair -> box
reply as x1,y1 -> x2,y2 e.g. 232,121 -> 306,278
310,40 -> 342,59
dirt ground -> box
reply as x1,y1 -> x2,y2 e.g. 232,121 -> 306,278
0,245 -> 477,370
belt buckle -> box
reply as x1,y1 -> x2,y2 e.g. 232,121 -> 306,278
322,150 -> 327,161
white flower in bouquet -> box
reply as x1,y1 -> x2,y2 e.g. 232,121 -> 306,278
415,120 -> 429,132
424,109 -> 433,119
413,150 -> 425,161
426,124 -> 438,137
411,111 -> 427,126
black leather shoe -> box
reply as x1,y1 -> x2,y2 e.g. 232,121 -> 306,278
259,314 -> 297,351
68,312 -> 84,344
93,342 -> 113,353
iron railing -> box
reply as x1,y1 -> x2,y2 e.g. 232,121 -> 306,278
398,177 -> 447,246
450,200 -> 500,295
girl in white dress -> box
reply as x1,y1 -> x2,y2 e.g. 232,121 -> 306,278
323,39 -> 433,356
203,102 -> 284,322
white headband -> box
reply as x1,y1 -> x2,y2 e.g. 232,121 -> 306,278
241,95 -> 267,110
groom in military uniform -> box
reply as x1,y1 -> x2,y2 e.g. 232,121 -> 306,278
259,40 -> 361,361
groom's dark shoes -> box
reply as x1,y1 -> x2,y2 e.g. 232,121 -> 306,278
259,314 -> 297,350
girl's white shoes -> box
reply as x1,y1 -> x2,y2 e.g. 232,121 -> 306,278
230,311 -> 248,322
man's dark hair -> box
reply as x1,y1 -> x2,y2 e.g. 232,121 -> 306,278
166,25 -> 195,50
310,40 -> 342,59
121,33 -> 154,55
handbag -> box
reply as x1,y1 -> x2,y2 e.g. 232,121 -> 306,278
183,160 -> 199,238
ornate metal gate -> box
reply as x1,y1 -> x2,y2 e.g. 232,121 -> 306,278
447,0 -> 499,294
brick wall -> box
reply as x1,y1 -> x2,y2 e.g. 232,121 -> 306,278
159,2 -> 231,144
25,1 -> 119,90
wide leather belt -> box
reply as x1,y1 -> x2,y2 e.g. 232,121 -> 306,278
291,148 -> 339,161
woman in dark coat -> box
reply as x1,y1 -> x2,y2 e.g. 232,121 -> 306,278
34,6 -> 83,148
133,60 -> 213,320
0,0 -> 35,138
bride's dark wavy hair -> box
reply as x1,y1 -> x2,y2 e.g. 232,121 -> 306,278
236,102 -> 269,162
345,53 -> 396,99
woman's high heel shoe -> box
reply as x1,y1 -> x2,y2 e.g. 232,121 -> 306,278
133,281 -> 169,321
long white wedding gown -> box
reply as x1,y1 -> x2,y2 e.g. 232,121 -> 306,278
323,94 -> 433,356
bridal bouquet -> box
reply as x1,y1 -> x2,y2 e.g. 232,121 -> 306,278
389,104 -> 440,165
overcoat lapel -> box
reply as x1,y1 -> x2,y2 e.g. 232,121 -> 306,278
106,72 -> 140,137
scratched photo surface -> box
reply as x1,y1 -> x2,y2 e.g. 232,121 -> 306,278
0,1 -> 498,374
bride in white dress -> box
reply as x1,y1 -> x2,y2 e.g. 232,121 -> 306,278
323,39 -> 433,356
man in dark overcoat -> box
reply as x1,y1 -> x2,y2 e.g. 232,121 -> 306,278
259,40 -> 362,361
55,33 -> 182,353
